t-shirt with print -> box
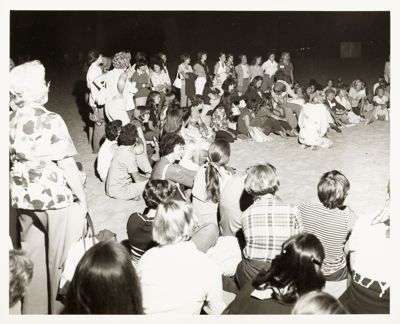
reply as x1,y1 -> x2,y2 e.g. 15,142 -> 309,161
9,105 -> 77,210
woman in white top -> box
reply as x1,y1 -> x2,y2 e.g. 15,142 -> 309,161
298,91 -> 332,150
177,53 -> 194,107
104,52 -> 134,123
192,139 -> 234,226
137,200 -> 225,314
262,52 -> 278,92
348,79 -> 367,116
86,49 -> 103,152
214,52 -> 228,89
249,56 -> 263,81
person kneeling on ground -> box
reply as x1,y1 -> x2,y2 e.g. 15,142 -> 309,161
106,123 -> 149,200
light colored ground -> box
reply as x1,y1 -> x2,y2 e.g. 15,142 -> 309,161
46,67 -> 390,241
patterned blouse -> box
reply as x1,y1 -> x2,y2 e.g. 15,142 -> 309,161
9,105 -> 77,210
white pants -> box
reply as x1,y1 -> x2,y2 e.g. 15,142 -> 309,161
195,77 -> 207,95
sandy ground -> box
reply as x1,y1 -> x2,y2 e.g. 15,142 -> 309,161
44,66 -> 389,242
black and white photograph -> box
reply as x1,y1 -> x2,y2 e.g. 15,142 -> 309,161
4,0 -> 398,321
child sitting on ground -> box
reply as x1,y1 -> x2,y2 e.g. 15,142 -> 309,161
106,123 -> 150,200
325,89 -> 349,125
335,87 -> 361,124
372,86 -> 389,121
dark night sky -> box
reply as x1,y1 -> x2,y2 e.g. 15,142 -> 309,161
10,11 -> 390,64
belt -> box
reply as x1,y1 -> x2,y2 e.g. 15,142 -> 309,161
353,272 -> 389,298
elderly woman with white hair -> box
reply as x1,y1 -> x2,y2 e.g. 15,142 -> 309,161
137,199 -> 226,314
9,61 -> 87,314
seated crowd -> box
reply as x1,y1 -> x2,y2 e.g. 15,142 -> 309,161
9,50 -> 390,315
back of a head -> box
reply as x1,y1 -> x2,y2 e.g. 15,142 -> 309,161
117,123 -> 138,146
292,291 -> 348,314
105,120 -> 123,141
64,241 -> 142,314
153,200 -> 196,246
317,170 -> 350,209
244,163 -> 280,198
252,233 -> 325,304
163,108 -> 183,135
142,180 -> 175,209
159,132 -> 185,157
10,60 -> 49,107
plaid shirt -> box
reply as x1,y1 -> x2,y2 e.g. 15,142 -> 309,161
241,195 -> 303,262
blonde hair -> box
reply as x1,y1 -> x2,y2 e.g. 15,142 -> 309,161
9,60 -> 49,107
292,291 -> 347,314
112,52 -> 131,69
153,200 -> 197,246
245,163 -> 280,197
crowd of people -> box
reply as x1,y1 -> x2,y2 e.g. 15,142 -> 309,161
9,49 -> 390,315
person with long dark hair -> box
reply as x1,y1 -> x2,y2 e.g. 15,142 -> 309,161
192,139 -> 234,226
224,233 -> 326,314
177,53 -> 193,107
63,241 -> 143,314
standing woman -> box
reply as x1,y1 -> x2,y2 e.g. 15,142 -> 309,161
85,49 -> 103,153
130,59 -> 151,107
193,51 -> 209,95
262,52 -> 278,92
249,56 -> 263,81
235,54 -> 251,94
150,59 -> 171,106
177,53 -> 193,108
214,52 -> 228,89
9,61 -> 87,314
277,52 -> 294,86
226,53 -> 236,79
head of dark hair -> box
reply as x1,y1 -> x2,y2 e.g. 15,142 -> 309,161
197,51 -> 207,62
105,120 -> 123,141
134,51 -> 146,63
63,241 -> 143,314
251,56 -> 262,66
206,140 -> 231,203
150,58 -> 163,71
180,53 -> 190,63
159,133 -> 185,156
135,58 -> 147,70
274,69 -> 286,81
317,170 -> 350,209
221,76 -> 237,94
252,233 -> 326,304
249,76 -> 263,89
117,123 -> 139,146
146,91 -> 161,109
191,95 -> 204,107
142,180 -> 175,209
162,108 -> 183,135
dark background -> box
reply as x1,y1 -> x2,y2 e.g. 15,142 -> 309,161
10,11 -> 390,63
9,11 -> 390,89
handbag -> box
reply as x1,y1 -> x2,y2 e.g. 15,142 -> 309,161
173,70 -> 182,89
248,126 -> 272,143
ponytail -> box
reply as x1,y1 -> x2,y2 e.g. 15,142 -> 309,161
205,163 -> 221,203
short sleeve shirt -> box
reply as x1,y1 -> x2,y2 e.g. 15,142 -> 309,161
106,145 -> 139,193
9,105 -> 77,210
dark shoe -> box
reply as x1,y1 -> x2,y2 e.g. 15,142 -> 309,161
330,124 -> 342,133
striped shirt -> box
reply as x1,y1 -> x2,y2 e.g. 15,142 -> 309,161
241,195 -> 303,262
298,202 -> 357,276
127,212 -> 157,265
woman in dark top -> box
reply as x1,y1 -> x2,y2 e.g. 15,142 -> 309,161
220,76 -> 243,118
245,76 -> 264,105
277,52 -> 294,85
223,233 -> 326,314
126,180 -> 176,265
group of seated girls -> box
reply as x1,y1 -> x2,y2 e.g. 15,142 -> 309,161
19,155 -> 388,315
